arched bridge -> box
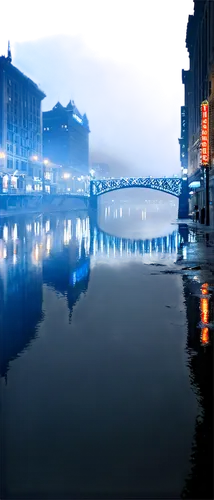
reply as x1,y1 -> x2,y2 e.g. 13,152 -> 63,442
90,177 -> 182,198
89,176 -> 188,218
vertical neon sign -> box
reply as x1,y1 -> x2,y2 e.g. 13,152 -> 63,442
201,100 -> 209,166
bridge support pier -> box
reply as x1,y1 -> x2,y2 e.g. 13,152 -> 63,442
178,180 -> 189,219
89,196 -> 98,211
89,182 -> 98,211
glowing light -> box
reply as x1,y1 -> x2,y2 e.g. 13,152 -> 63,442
45,220 -> 50,233
3,225 -> 8,242
120,240 -> 123,256
12,224 -> 18,241
45,172 -> 51,180
200,284 -> 209,329
0,151 -> 6,159
70,262 -> 89,286
13,253 -> 17,265
33,243 -> 39,262
201,327 -> 209,345
189,181 -> 200,189
32,155 -> 38,161
183,246 -> 187,259
63,173 -> 70,179
201,101 -> 209,166
34,222 -> 40,236
113,241 -> 116,257
73,113 -> 83,124
43,159 -> 49,165
63,220 -> 72,245
46,235 -> 51,253
100,233 -> 104,253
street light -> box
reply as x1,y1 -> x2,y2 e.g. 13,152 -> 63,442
63,173 -> 70,179
90,168 -> 95,178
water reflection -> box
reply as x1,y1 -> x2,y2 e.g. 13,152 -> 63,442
200,283 -> 211,346
0,212 -> 181,380
99,202 -> 178,240
182,274 -> 213,499
0,210 -> 213,499
0,214 -> 181,263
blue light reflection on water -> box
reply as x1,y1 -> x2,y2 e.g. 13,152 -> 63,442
0,213 -> 184,265
0,213 -> 202,500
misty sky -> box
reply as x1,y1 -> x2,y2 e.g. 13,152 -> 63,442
1,0 -> 193,177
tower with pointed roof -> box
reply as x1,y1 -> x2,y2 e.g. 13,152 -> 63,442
43,100 -> 90,176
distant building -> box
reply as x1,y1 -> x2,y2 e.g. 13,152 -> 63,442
0,43 -> 46,193
91,162 -> 110,178
182,0 -> 214,220
43,101 -> 90,177
178,102 -> 188,179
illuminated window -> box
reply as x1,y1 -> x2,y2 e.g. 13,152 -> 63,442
73,113 -> 83,124
3,175 -> 9,189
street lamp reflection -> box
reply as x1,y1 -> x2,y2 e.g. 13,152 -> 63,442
200,283 -> 210,346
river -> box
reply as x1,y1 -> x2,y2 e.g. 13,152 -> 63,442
0,201 -> 213,499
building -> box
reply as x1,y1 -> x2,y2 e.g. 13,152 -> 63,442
181,1 -> 214,223
43,101 -> 90,179
90,162 -> 110,178
0,43 -> 46,193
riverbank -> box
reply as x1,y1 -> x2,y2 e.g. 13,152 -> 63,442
178,218 -> 214,232
0,194 -> 88,218
0,206 -> 87,218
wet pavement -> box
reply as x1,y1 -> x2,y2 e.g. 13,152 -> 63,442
0,204 -> 213,499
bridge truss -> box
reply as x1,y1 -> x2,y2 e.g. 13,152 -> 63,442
91,177 -> 182,198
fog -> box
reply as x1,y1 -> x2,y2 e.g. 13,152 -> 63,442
98,188 -> 178,237
12,34 -> 186,178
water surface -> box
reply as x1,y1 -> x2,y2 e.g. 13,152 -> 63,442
0,206 -> 213,499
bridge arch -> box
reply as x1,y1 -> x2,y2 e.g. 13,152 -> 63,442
90,177 -> 182,200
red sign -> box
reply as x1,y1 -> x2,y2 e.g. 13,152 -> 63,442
201,101 -> 209,166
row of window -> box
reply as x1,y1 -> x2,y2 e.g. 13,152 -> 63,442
7,78 -> 40,105
9,125 -> 40,137
6,158 -> 42,175
44,126 -> 67,131
7,114 -> 40,130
